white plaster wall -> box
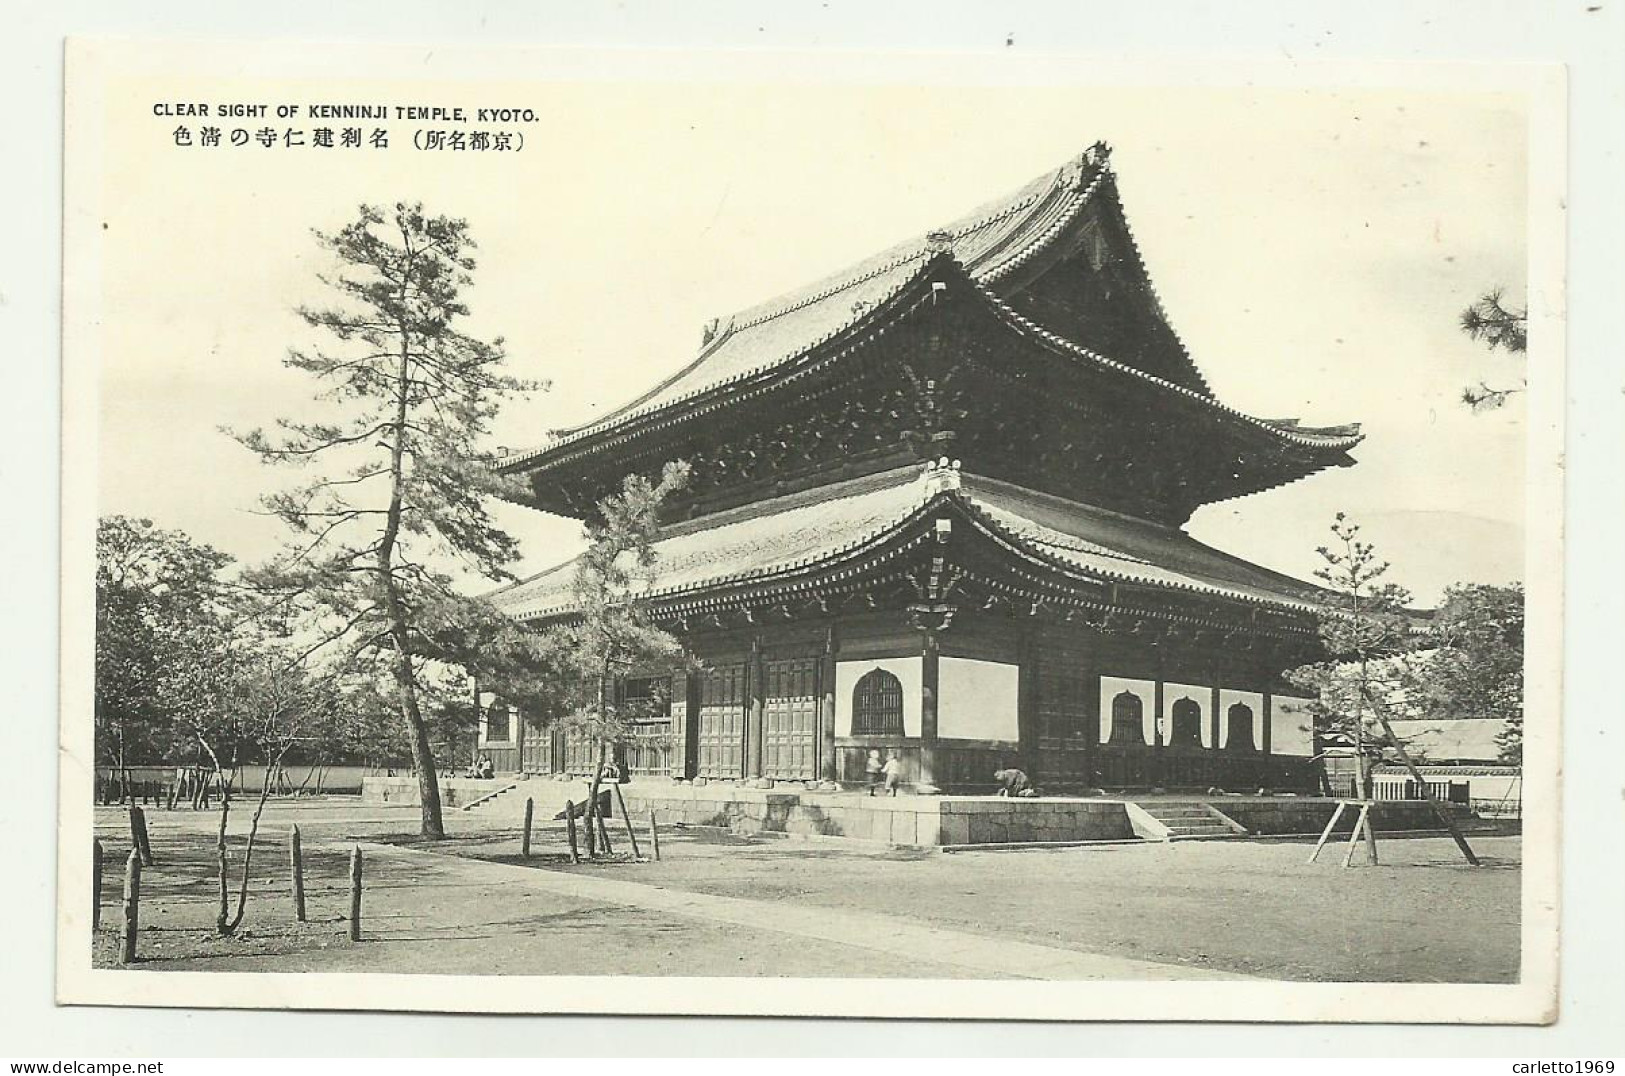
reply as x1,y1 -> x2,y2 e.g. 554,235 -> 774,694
1269,695 -> 1316,756
937,657 -> 1020,742
835,657 -> 922,737
1099,676 -> 1155,745
1163,681 -> 1212,747
1219,689 -> 1265,751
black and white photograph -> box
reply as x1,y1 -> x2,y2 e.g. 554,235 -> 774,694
55,40 -> 1564,1024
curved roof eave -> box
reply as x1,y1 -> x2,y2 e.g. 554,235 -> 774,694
499,257 -> 1363,482
495,477 -> 1333,625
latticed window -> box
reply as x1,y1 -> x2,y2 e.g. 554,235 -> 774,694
1225,703 -> 1257,752
1168,697 -> 1204,748
1108,691 -> 1145,745
621,676 -> 672,777
621,676 -> 670,720
851,668 -> 904,736
484,699 -> 512,744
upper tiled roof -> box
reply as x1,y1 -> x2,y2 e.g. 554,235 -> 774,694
490,463 -> 1333,621
503,147 -> 1123,465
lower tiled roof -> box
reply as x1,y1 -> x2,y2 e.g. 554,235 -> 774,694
489,469 -> 935,621
490,465 -> 1331,621
959,476 -> 1330,611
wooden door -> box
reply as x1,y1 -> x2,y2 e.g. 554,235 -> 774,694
762,657 -> 819,780
697,663 -> 747,778
1035,659 -> 1092,787
520,721 -> 555,774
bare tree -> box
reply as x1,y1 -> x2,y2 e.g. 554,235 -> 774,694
168,637 -> 337,935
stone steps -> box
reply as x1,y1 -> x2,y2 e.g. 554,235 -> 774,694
1128,801 -> 1249,841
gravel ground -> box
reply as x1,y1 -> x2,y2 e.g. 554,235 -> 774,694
88,800 -> 1519,982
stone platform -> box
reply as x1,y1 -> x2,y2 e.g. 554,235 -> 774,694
362,776 -> 1456,848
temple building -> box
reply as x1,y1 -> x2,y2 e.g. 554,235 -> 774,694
483,142 -> 1359,794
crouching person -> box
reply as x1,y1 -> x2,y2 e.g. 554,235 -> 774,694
993,767 -> 1035,798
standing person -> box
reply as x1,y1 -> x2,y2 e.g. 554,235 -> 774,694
864,749 -> 884,796
881,753 -> 903,797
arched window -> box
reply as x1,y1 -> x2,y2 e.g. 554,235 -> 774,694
484,699 -> 512,744
1225,702 -> 1257,752
851,668 -> 904,736
1169,697 -> 1204,748
1108,691 -> 1145,745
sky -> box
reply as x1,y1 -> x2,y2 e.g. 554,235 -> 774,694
91,72 -> 1530,607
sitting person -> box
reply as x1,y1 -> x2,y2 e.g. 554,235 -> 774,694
992,767 -> 1033,797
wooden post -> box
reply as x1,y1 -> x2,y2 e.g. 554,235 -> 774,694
92,839 -> 104,930
591,789 -> 604,858
1362,687 -> 1480,866
290,826 -> 307,922
1361,807 -> 1379,865
521,797 -> 534,858
565,800 -> 580,864
119,849 -> 140,964
347,845 -> 362,942
1341,804 -> 1370,867
1015,627 -> 1040,784
747,637 -> 765,779
597,808 -> 613,855
818,624 -> 838,784
919,632 -> 940,790
613,784 -> 641,859
1307,801 -> 1347,864
128,805 -> 154,867
138,805 -> 155,865
648,808 -> 661,862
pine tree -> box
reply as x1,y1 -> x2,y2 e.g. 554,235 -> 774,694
545,462 -> 692,854
235,202 -> 538,838
1458,287 -> 1528,412
1287,514 -> 1414,798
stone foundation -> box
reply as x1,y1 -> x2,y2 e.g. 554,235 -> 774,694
361,776 -> 1453,848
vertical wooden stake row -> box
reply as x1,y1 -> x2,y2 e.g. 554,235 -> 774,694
565,800 -> 580,864
522,797 -> 534,858
290,825 -> 307,922
347,845 -> 362,942
119,850 -> 141,965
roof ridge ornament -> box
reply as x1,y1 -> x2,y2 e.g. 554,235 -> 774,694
921,456 -> 962,496
1062,140 -> 1113,192
925,228 -> 954,254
